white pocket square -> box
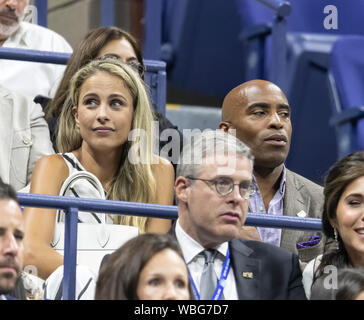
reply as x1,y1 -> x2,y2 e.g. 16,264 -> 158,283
296,210 -> 307,218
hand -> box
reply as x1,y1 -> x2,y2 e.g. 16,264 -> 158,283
238,226 -> 262,241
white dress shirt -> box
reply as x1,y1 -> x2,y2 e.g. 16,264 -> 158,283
175,220 -> 238,300
1,21 -> 73,99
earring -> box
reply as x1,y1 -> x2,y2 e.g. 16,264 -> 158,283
334,228 -> 340,251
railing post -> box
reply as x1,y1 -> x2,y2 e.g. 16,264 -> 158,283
143,0 -> 163,59
34,0 -> 48,27
270,14 -> 288,91
255,0 -> 291,17
254,0 -> 291,91
101,0 -> 115,27
62,206 -> 78,300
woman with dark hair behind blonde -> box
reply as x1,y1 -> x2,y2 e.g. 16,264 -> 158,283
23,58 -> 174,280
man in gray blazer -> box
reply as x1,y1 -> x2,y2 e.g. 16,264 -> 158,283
0,85 -> 54,191
219,79 -> 327,264
172,130 -> 306,299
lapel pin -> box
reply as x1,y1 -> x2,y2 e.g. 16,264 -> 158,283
296,210 -> 307,218
242,272 -> 253,279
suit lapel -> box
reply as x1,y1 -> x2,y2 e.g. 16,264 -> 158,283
0,88 -> 14,184
230,239 -> 261,300
281,170 -> 310,249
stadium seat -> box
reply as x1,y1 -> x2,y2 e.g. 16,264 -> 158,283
146,0 -> 247,98
144,59 -> 167,115
143,0 -> 364,182
166,105 -> 222,138
282,0 -> 364,182
328,35 -> 364,159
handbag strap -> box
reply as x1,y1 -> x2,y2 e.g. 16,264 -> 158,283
57,170 -> 107,223
52,170 -> 108,248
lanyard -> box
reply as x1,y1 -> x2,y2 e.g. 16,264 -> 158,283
189,246 -> 231,300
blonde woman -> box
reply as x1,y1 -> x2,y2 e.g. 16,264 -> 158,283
23,58 -> 174,280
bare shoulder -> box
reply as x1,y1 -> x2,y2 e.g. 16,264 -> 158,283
151,155 -> 174,176
34,154 -> 68,173
31,154 -> 69,193
150,155 -> 174,206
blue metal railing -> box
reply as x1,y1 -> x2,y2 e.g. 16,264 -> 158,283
18,192 -> 322,300
34,0 -> 47,27
101,0 -> 115,27
254,0 -> 291,91
143,0 -> 163,60
0,47 -> 70,65
255,0 -> 291,18
0,47 -> 167,115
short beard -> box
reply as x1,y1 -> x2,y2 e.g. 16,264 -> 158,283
0,21 -> 21,39
0,7 -> 25,40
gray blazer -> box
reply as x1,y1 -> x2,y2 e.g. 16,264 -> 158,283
0,86 -> 54,191
281,169 -> 327,263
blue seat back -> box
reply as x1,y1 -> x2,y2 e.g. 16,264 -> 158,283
285,0 -> 364,35
158,0 -> 247,97
144,59 -> 167,115
331,37 -> 364,112
330,35 -> 364,154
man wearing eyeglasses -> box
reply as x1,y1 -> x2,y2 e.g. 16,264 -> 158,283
219,80 -> 328,266
172,130 -> 306,300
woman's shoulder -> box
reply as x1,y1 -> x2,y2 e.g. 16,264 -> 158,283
36,153 -> 67,167
151,155 -> 174,169
151,155 -> 175,180
30,154 -> 70,194
34,154 -> 69,178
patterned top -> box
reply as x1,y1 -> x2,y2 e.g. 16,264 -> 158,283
57,153 -> 112,224
248,167 -> 287,247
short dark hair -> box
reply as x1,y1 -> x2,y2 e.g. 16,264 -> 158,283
0,178 -> 18,203
336,268 -> 364,300
95,233 -> 194,300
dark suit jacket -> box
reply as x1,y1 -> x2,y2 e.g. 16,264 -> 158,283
169,226 -> 307,300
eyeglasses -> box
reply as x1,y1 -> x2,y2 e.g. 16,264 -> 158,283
186,176 -> 256,200
126,61 -> 146,78
97,54 -> 146,78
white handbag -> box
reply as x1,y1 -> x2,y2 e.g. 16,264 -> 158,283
51,171 -> 139,275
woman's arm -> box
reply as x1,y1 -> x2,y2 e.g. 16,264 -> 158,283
23,154 -> 68,280
146,156 -> 175,233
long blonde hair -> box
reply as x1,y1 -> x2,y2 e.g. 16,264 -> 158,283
57,58 -> 157,233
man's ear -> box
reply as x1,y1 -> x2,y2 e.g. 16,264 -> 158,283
175,176 -> 190,203
72,106 -> 80,128
219,121 -> 234,133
